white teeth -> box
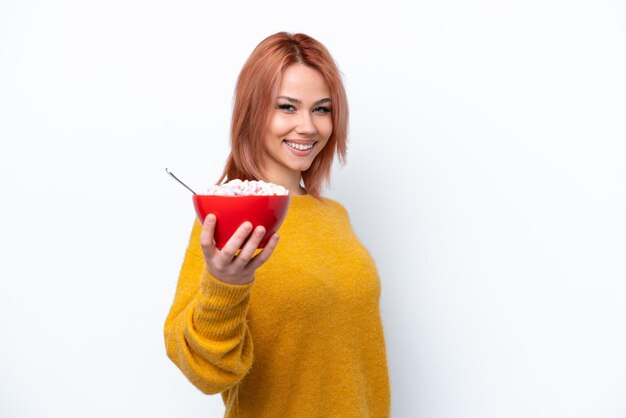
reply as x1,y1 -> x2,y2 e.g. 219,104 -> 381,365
285,141 -> 314,151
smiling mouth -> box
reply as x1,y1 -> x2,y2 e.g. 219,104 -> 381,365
284,141 -> 315,151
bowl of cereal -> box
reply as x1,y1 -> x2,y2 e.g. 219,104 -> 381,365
192,179 -> 291,249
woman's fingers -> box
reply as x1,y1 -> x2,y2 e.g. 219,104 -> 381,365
235,226 -> 267,265
247,233 -> 279,271
219,221 -> 253,262
202,219 -> 279,284
199,214 -> 217,258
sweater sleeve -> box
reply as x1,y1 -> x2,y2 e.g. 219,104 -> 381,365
164,220 -> 254,394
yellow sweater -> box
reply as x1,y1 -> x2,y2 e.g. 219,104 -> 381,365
164,195 -> 390,417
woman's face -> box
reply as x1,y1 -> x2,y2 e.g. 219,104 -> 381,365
261,63 -> 333,187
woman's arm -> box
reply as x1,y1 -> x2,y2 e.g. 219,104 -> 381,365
163,220 -> 256,394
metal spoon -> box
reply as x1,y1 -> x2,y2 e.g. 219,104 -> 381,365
165,168 -> 197,195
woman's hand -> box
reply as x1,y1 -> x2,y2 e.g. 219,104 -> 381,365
199,214 -> 279,285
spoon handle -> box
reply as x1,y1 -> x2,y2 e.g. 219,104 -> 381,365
165,168 -> 197,195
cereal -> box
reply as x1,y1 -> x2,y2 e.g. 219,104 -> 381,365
205,179 -> 289,196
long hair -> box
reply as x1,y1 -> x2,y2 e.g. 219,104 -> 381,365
218,32 -> 348,198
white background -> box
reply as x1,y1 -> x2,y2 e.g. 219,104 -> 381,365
1,0 -> 625,417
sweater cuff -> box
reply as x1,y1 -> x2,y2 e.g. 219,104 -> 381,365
193,270 -> 254,337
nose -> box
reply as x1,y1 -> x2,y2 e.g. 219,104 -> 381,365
295,112 -> 317,136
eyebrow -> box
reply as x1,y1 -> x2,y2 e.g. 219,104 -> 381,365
276,96 -> 332,106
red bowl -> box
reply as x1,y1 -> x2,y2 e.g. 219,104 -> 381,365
192,195 -> 291,249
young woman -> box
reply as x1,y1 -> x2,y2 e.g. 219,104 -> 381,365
164,32 -> 390,417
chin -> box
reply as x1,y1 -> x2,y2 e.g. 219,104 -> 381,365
288,160 -> 315,172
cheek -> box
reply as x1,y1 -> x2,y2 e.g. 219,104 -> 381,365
268,114 -> 292,136
319,119 -> 333,140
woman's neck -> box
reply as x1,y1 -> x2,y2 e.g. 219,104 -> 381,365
283,180 -> 307,196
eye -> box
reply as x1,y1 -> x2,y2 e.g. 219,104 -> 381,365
314,106 -> 332,114
277,103 -> 296,112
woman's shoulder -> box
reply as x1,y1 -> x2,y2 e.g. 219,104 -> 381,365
289,194 -> 350,220
319,196 -> 352,223
298,193 -> 348,208
320,196 -> 348,213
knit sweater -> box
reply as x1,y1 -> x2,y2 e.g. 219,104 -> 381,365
164,195 -> 390,417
